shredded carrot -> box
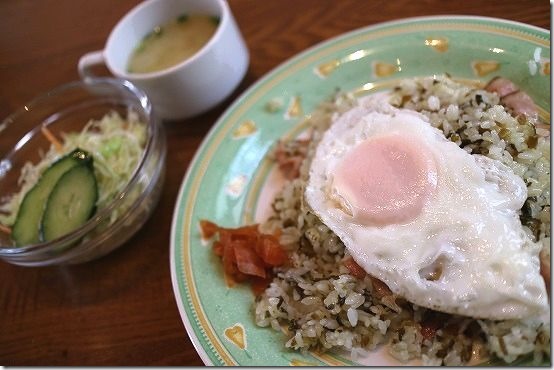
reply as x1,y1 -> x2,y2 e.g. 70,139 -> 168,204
0,223 -> 11,235
41,126 -> 63,153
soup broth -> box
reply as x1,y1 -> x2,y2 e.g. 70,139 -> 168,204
127,14 -> 219,74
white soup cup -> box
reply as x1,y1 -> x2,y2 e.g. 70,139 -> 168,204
78,0 -> 249,120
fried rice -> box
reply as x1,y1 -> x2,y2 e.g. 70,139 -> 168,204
254,75 -> 551,366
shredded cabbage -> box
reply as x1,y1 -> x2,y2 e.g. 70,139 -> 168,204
0,111 -> 146,227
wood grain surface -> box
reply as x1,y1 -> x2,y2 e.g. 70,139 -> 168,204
0,0 -> 549,365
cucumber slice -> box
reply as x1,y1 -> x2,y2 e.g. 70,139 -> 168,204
12,149 -> 93,246
41,164 -> 98,242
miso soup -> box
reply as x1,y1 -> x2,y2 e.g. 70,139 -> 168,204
127,14 -> 219,74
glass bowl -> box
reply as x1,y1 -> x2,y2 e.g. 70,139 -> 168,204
0,78 -> 166,266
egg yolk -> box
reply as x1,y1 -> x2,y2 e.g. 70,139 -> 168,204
333,133 -> 438,226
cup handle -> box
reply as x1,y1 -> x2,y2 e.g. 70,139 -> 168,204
78,50 -> 106,80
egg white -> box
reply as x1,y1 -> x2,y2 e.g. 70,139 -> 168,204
305,94 -> 548,320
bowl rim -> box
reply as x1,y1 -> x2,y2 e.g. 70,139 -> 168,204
0,77 -> 159,256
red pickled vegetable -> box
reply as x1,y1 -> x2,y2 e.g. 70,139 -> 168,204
251,276 -> 274,296
344,257 -> 367,280
213,241 -> 224,257
200,220 -> 219,239
369,276 -> 393,299
343,257 -> 392,299
201,219 -> 289,295
256,235 -> 288,266
234,243 -> 267,278
420,313 -> 448,340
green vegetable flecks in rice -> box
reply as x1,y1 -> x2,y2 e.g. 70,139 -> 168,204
177,13 -> 188,23
254,75 -> 550,366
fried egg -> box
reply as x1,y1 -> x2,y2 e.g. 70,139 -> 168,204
305,94 -> 548,320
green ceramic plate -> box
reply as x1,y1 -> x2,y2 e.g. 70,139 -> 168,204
170,16 -> 550,366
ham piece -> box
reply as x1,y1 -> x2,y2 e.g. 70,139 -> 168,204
485,76 -> 539,121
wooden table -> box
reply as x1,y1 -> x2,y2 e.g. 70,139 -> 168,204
0,0 -> 549,365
